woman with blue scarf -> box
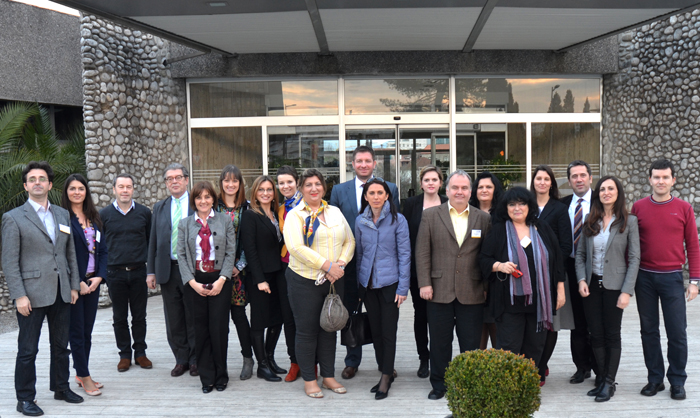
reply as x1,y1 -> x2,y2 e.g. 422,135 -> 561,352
479,187 -> 566,368
355,178 -> 410,400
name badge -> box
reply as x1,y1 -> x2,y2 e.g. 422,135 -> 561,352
96,230 -> 101,243
520,236 -> 531,248
471,229 -> 481,238
59,224 -> 71,234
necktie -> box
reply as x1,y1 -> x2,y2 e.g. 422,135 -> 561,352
172,198 -> 182,259
573,198 -> 583,253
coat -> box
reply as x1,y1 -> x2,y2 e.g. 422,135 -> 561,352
70,215 -> 108,281
177,211 -> 236,284
402,193 -> 448,280
147,195 -> 194,284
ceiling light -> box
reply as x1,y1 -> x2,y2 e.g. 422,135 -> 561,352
208,2 -> 228,7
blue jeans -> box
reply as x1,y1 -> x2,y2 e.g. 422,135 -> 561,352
106,265 -> 148,359
635,270 -> 688,386
70,283 -> 101,377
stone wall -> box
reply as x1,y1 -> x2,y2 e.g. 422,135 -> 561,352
603,9 -> 700,224
0,272 -> 11,313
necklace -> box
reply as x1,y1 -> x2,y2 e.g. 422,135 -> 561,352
81,219 -> 96,254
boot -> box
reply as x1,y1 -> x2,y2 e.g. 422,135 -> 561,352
265,325 -> 287,374
252,332 -> 281,382
587,347 -> 607,397
595,376 -> 617,402
239,357 -> 254,380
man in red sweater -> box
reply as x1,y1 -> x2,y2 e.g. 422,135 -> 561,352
631,159 -> 699,401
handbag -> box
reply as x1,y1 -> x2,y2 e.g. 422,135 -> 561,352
319,282 -> 349,332
341,300 -> 373,348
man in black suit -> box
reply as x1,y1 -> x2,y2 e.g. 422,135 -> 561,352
147,163 -> 196,377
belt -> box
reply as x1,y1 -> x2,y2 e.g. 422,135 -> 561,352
196,260 -> 217,273
111,263 -> 145,271
592,273 -> 603,289
171,260 -> 179,266
85,272 -> 95,279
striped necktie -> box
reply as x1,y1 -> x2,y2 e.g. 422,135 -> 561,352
573,198 -> 583,253
172,198 -> 182,259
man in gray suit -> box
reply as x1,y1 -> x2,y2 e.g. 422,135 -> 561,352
2,161 -> 83,416
329,145 -> 399,379
147,163 -> 197,377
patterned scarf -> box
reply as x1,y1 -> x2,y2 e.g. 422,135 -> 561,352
284,191 -> 303,213
197,218 -> 212,261
303,199 -> 328,247
505,220 -> 553,332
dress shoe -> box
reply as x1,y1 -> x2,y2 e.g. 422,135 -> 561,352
640,382 -> 665,396
375,377 -> 393,400
539,375 -> 546,387
17,400 -> 44,416
341,366 -> 357,379
417,359 -> 429,378
594,378 -> 616,402
257,361 -> 282,382
240,357 -> 254,380
671,385 -> 686,400
202,385 -> 214,393
216,383 -> 227,392
189,364 -> 199,376
587,375 -> 605,397
171,364 -> 187,377
285,363 -> 300,382
54,389 -> 84,403
75,376 -> 102,396
117,358 -> 131,372
76,376 -> 103,389
267,353 -> 287,375
428,389 -> 445,400
135,356 -> 153,369
569,369 -> 591,384
322,383 -> 347,394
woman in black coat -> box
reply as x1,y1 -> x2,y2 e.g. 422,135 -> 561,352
240,175 -> 290,382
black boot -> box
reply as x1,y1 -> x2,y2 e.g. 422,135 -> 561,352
252,331 -> 281,382
587,347 -> 607,397
595,376 -> 617,402
265,325 -> 287,374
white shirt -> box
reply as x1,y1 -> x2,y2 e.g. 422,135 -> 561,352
195,209 -> 216,261
592,216 -> 615,276
112,199 -> 135,215
170,191 -> 189,259
28,198 -> 56,244
568,188 -> 592,258
354,176 -> 375,212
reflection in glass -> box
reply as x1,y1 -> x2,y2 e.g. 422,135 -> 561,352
268,126 -> 339,200
191,127 -> 263,198
345,129 -> 396,184
455,78 -> 600,113
345,79 -> 449,114
398,128 -> 450,202
190,80 -> 338,118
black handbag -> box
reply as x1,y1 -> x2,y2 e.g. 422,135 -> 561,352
341,300 -> 373,348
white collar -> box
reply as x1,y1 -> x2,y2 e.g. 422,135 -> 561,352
196,209 -> 215,223
572,188 -> 592,204
355,176 -> 373,189
27,198 -> 50,213
172,191 -> 189,203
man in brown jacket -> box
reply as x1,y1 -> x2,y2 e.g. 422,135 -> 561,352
415,169 -> 491,400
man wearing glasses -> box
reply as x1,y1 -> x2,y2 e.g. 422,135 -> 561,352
147,163 -> 197,377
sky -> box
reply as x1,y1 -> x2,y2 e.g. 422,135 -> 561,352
11,0 -> 79,16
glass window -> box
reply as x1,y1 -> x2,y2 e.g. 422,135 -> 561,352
398,127 -> 450,202
268,126 -> 340,200
345,128 -> 397,184
345,79 -> 449,114
191,127 -> 263,197
190,80 -> 338,118
455,78 -> 600,113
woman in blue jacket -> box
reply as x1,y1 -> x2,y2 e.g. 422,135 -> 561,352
355,178 -> 410,400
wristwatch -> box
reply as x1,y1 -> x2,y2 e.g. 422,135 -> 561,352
690,280 -> 699,287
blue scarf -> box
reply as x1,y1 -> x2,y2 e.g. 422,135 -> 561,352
284,191 -> 303,213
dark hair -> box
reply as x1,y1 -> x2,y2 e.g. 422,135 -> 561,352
112,173 -> 135,187
359,178 -> 398,224
163,162 -> 189,179
218,165 -> 246,208
648,159 -> 675,178
190,181 -> 217,211
61,173 -> 102,230
530,165 -> 560,201
469,171 -> 503,214
567,160 -> 591,179
22,161 -> 54,183
298,168 -> 327,197
496,187 -> 538,226
352,145 -> 376,161
419,165 -> 444,183
276,165 -> 299,182
249,175 -> 279,216
583,176 -> 628,237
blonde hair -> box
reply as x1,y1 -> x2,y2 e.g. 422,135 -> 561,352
249,175 -> 279,216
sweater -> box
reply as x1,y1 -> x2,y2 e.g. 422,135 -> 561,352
100,202 -> 152,267
631,196 -> 700,280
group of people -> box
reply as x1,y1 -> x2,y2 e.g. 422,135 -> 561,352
2,151 -> 697,416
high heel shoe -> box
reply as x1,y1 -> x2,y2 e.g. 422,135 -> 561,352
75,376 -> 102,396
375,376 -> 394,400
76,376 -> 104,389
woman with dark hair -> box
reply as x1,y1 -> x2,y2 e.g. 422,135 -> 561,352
61,174 -> 108,396
216,165 -> 254,380
530,165 -> 574,386
469,171 -> 504,351
240,175 -> 292,382
283,168 -> 355,398
401,165 -> 447,378
575,176 -> 639,402
178,181 -> 236,393
355,178 -> 410,400
479,187 -> 566,367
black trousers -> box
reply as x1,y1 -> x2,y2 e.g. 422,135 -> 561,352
496,311 -> 547,367
427,300 -> 483,393
186,271 -> 233,387
230,304 -> 253,358
70,281 -> 100,377
277,264 -> 297,363
582,276 -> 624,351
161,263 -> 196,366
566,257 -> 594,372
409,275 -> 429,361
364,283 -> 400,376
106,264 -> 148,359
343,258 -> 363,368
287,269 -> 343,382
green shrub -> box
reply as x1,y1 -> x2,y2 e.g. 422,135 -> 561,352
445,348 -> 541,418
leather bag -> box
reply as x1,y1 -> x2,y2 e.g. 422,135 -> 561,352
320,282 -> 349,332
341,300 -> 373,348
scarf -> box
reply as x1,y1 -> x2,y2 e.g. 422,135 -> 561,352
505,221 -> 553,332
284,191 -> 303,213
197,218 -> 212,261
303,200 -> 328,247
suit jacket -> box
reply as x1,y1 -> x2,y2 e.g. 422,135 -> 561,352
402,193 -> 448,279
2,201 -> 80,308
415,203 -> 491,305
240,209 -> 283,285
147,195 -> 194,284
177,211 -> 236,285
538,198 -> 573,257
70,215 -> 108,281
330,177 -> 400,231
575,214 -> 640,295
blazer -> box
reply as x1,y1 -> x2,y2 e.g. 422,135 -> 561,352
70,215 -> 108,281
415,203 -> 491,305
239,209 -> 284,285
575,214 -> 640,296
147,195 -> 194,284
402,193 -> 448,279
538,198 -> 573,257
330,177 -> 400,231
177,211 -> 236,285
2,201 -> 80,308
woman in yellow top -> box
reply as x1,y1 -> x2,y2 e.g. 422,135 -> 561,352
283,168 -> 355,399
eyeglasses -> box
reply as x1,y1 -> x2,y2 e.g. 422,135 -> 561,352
165,175 -> 186,184
258,188 -> 275,194
27,177 -> 49,184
